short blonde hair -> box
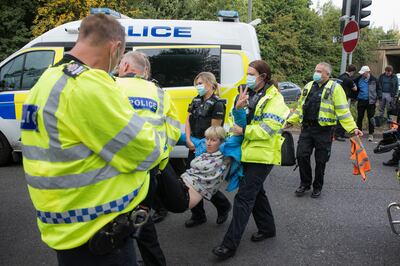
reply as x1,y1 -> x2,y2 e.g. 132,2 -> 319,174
204,126 -> 226,142
194,72 -> 221,96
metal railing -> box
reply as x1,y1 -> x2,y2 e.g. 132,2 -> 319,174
379,39 -> 400,47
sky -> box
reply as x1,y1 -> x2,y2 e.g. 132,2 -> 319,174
311,0 -> 399,31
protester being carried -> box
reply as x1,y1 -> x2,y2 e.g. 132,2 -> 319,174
157,126 -> 232,212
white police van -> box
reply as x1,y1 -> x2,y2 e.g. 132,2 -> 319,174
0,8 -> 261,165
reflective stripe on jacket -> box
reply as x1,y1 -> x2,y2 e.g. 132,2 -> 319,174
287,79 -> 357,132
21,61 -> 163,250
241,85 -> 290,165
116,77 -> 181,170
350,136 -> 371,181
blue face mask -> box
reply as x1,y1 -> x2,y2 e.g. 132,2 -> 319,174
246,75 -> 257,90
313,72 -> 322,82
196,84 -> 207,96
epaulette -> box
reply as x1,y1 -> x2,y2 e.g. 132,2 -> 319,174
63,62 -> 88,78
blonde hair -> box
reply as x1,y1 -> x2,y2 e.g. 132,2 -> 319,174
204,126 -> 226,142
194,72 -> 221,96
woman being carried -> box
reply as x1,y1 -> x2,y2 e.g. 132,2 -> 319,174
157,126 -> 231,212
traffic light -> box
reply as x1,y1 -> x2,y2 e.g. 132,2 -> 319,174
351,0 -> 372,29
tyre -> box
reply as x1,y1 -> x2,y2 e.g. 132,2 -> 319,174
0,132 -> 12,166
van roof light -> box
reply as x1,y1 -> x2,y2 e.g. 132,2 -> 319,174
217,10 -> 239,22
90,8 -> 130,19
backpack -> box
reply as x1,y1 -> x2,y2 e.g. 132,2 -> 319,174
281,130 -> 296,166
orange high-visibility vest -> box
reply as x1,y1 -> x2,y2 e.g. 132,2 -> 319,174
350,136 -> 371,181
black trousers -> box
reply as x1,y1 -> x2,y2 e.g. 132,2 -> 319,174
57,238 -> 137,266
187,150 -> 231,219
356,100 -> 376,134
222,162 -> 275,250
297,126 -> 333,190
136,168 -> 166,266
157,162 -> 189,213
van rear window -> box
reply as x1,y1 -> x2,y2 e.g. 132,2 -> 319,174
137,47 -> 220,87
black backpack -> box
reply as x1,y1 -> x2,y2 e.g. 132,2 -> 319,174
281,131 -> 296,166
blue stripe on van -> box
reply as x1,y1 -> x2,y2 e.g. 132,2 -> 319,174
0,94 -> 16,119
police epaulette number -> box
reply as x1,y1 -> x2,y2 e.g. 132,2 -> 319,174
63,62 -> 88,78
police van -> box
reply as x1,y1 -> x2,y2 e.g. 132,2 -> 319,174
0,8 -> 261,165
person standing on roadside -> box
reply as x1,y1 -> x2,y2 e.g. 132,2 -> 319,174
378,65 -> 398,120
353,65 -> 380,142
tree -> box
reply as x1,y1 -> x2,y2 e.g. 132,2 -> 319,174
0,0 -> 39,61
32,0 -> 136,37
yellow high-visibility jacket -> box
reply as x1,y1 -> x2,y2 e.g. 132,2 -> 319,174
116,75 -> 181,169
287,79 -> 357,133
241,85 -> 290,165
21,60 -> 163,250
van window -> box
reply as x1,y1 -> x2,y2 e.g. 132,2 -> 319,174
137,47 -> 221,87
21,51 -> 54,90
221,53 -> 244,85
0,55 -> 24,91
0,50 -> 54,92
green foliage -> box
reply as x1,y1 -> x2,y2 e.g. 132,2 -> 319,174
0,0 -> 39,61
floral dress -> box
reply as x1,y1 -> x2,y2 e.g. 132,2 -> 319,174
181,151 -> 230,200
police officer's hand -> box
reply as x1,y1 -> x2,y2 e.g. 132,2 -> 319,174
354,128 -> 363,137
232,124 -> 243,135
235,86 -> 249,109
186,140 -> 195,151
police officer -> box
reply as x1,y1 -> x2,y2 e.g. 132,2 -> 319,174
20,14 -> 163,265
117,51 -> 180,266
287,62 -> 363,198
184,72 -> 232,228
212,60 -> 290,260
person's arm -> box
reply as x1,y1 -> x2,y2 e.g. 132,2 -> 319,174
211,100 -> 226,127
333,84 -> 359,135
394,75 -> 399,97
67,71 -> 163,173
375,76 -> 382,99
245,96 -> 290,141
185,114 -> 195,150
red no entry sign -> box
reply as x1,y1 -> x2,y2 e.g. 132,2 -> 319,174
343,20 -> 359,53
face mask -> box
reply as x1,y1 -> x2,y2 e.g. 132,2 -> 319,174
313,72 -> 322,82
196,84 -> 206,96
246,75 -> 257,90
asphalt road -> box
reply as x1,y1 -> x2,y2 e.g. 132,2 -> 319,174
1,134 -> 400,266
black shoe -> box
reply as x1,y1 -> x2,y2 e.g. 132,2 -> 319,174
335,136 -> 346,142
311,189 -> 321,198
295,185 -> 310,196
383,159 -> 398,167
216,203 -> 232,225
152,209 -> 168,224
185,216 -> 207,228
212,245 -> 236,260
250,231 -> 276,242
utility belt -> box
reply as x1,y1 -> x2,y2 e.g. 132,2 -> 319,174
88,206 -> 149,255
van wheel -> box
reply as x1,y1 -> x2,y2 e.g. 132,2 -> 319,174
0,133 -> 12,166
